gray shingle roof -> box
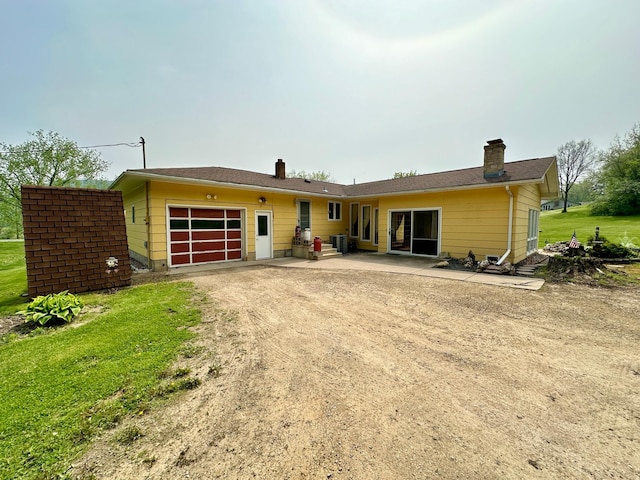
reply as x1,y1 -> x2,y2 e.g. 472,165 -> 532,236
344,157 -> 557,196
118,156 -> 556,198
127,165 -> 346,195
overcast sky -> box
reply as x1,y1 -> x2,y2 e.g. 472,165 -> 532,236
2,0 -> 639,184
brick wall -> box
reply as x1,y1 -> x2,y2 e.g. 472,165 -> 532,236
21,186 -> 131,297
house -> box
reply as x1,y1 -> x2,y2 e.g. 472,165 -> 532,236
110,139 -> 559,271
541,198 -> 581,211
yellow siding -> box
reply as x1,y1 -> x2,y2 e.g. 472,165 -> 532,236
121,183 -> 148,262
118,175 -> 546,268
340,200 -> 379,251
512,183 -> 541,263
372,187 -> 516,261
144,181 -> 349,266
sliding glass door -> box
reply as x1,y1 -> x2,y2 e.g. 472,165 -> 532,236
389,209 -> 439,256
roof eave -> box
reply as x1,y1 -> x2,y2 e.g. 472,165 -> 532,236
347,178 -> 553,199
109,171 -> 345,198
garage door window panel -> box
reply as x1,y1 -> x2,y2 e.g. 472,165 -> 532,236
168,207 -> 244,266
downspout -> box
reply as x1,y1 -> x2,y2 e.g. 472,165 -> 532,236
497,185 -> 513,265
145,181 -> 152,270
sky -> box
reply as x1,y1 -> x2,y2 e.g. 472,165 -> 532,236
1,0 -> 639,184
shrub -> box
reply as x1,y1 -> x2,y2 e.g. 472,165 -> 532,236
591,241 -> 634,259
17,290 -> 83,326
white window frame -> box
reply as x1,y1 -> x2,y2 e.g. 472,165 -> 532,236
361,204 -> 372,242
373,208 -> 379,246
527,209 -> 540,255
349,202 -> 359,238
296,199 -> 312,231
328,201 -> 342,221
387,208 -> 442,257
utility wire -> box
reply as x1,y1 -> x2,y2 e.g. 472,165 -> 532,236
0,140 -> 142,155
79,142 -> 141,149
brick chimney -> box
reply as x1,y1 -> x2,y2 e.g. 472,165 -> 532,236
275,159 -> 286,179
483,139 -> 506,178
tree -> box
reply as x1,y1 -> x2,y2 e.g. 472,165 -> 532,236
393,170 -> 418,179
0,202 -> 22,239
591,123 -> 640,216
0,130 -> 109,236
287,170 -> 336,183
557,139 -> 597,212
568,173 -> 601,204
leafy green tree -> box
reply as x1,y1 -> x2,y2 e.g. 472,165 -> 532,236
0,203 -> 22,239
557,139 -> 597,213
393,170 -> 418,179
568,174 -> 601,204
287,170 -> 336,182
0,130 -> 109,236
591,123 -> 640,216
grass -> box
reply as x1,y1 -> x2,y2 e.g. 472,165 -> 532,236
0,281 -> 202,479
0,240 -> 29,315
539,204 -> 640,248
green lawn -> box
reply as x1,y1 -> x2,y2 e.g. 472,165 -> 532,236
0,242 -> 204,479
539,204 -> 640,247
0,240 -> 29,315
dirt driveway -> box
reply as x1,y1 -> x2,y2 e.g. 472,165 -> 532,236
76,266 -> 640,479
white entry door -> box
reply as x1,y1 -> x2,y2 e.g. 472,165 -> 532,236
255,211 -> 272,260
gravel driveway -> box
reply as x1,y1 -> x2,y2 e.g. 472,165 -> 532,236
76,265 -> 640,479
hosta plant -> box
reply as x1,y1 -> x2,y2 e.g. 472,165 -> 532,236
18,290 -> 83,326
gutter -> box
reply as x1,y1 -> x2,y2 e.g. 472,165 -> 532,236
497,185 -> 513,265
114,171 -> 345,198
145,181 -> 151,270
112,169 -> 551,200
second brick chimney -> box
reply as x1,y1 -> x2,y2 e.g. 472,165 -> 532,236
483,139 -> 506,178
275,159 -> 286,179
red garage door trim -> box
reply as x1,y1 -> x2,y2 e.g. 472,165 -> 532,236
168,207 -> 243,267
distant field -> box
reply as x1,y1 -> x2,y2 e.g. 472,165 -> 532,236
539,204 -> 640,247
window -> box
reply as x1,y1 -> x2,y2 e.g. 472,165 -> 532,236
258,215 -> 268,236
328,201 -> 342,221
350,203 -> 359,237
361,205 -> 371,241
298,200 -> 311,230
412,210 -> 439,255
527,209 -> 540,254
373,208 -> 379,245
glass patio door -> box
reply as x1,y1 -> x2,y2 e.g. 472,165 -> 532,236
389,211 -> 411,252
388,209 -> 439,256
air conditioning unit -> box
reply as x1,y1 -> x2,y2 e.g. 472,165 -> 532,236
330,234 -> 348,253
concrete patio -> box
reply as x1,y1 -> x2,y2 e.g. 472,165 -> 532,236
168,253 -> 545,291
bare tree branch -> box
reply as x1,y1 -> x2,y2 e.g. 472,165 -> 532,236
557,139 -> 597,212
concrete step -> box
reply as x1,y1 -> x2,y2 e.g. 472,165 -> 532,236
312,251 -> 342,261
516,271 -> 536,277
516,264 -> 540,277
310,244 -> 341,260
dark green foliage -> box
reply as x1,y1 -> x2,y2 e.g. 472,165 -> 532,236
591,123 -> 640,215
590,241 -> 635,259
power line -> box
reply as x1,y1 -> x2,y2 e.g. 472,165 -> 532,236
79,142 -> 141,149
0,140 -> 142,155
